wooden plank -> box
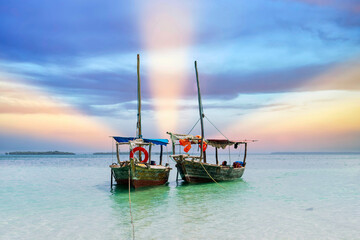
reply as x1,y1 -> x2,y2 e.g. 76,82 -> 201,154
159,145 -> 163,165
243,142 -> 248,166
215,147 -> 218,165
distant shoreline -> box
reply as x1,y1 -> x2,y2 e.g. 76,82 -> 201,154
5,151 -> 75,155
3,151 -> 358,156
271,152 -> 360,155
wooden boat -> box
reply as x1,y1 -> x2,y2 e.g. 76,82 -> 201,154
109,55 -> 171,188
167,61 -> 255,183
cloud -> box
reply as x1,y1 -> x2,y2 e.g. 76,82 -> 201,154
1,0 -> 360,151
301,58 -> 360,91
288,0 -> 360,13
0,73 -> 116,151
0,1 -> 141,63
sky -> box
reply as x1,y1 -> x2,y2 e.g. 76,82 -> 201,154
0,0 -> 359,153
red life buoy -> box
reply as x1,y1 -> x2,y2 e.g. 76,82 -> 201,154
130,147 -> 149,163
200,141 -> 207,151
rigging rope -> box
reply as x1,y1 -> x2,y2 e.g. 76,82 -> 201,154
128,168 -> 135,240
199,161 -> 225,189
205,116 -> 229,140
228,147 -> 231,164
118,144 -> 121,162
237,143 -> 243,161
187,118 -> 200,135
111,139 -> 114,163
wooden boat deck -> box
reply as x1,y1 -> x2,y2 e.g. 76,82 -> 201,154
110,162 -> 171,188
172,155 -> 245,183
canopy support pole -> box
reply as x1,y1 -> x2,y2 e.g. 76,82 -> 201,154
110,170 -> 113,187
215,147 -> 219,165
159,145 -> 163,165
148,144 -> 152,164
116,143 -> 120,164
243,142 -> 248,166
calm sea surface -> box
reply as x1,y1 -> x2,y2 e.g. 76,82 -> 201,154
0,153 -> 359,240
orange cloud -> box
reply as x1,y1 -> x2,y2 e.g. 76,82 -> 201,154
223,59 -> 360,152
302,59 -> 360,91
0,73 -> 116,150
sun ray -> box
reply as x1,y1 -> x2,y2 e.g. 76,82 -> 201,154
136,1 -> 195,136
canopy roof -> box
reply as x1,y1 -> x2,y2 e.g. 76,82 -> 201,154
167,132 -> 200,141
112,137 -> 168,146
167,132 -> 256,149
206,139 -> 256,149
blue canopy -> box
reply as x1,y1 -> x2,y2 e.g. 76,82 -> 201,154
112,137 -> 168,146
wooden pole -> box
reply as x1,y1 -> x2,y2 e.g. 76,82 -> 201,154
137,54 -> 142,162
159,145 -> 163,165
194,61 -> 206,163
243,142 -> 248,166
137,54 -> 142,139
172,142 -> 175,155
110,170 -> 113,187
176,155 -> 182,182
148,144 -> 152,164
130,156 -> 135,187
116,143 -> 120,164
215,147 -> 219,165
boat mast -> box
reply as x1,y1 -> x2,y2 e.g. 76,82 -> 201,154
194,61 -> 206,163
137,54 -> 142,139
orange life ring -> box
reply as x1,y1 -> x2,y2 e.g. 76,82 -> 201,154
200,141 -> 207,151
130,147 -> 149,163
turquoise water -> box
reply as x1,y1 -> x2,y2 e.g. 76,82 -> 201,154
1,154 -> 359,240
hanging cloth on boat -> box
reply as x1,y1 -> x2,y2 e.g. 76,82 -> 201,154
206,139 -> 235,149
179,139 -> 192,153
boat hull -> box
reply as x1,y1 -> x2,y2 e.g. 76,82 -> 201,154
110,163 -> 170,188
173,155 -> 245,183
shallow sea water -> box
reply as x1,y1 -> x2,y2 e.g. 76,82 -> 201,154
0,153 -> 359,240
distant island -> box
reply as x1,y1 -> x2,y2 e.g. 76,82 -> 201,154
271,152 -> 360,155
6,151 -> 75,155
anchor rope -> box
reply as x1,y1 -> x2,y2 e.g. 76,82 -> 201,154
128,168 -> 135,240
199,161 -> 225,189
